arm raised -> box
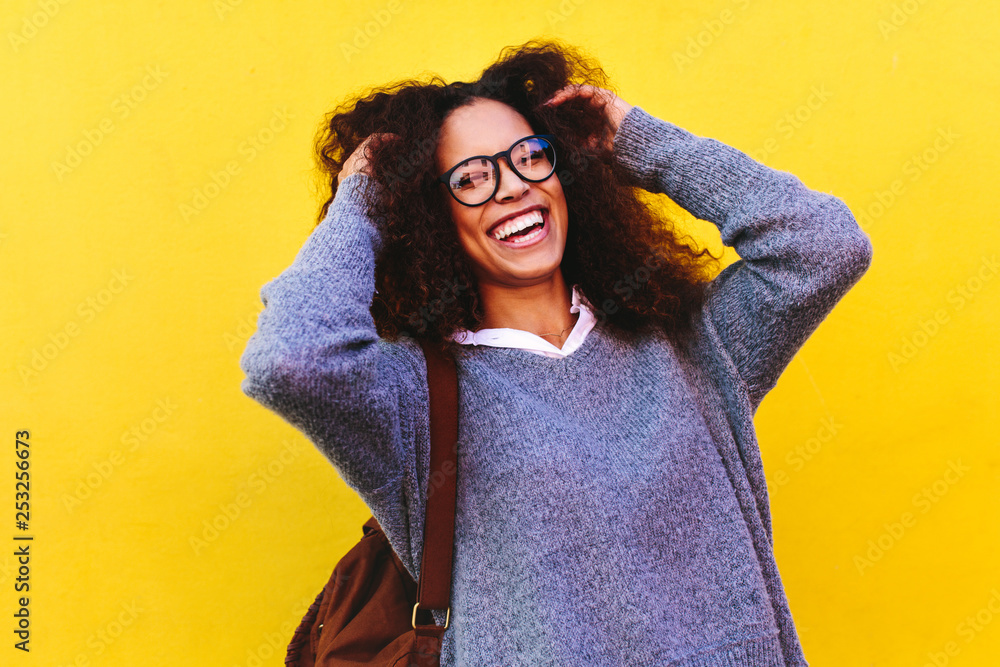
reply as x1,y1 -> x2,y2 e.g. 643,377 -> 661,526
239,173 -> 426,497
611,105 -> 873,411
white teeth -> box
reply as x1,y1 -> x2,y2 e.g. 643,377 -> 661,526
491,210 -> 544,241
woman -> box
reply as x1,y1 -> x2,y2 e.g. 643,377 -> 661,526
240,41 -> 872,665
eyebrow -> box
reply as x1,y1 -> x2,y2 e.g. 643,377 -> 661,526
442,135 -> 542,170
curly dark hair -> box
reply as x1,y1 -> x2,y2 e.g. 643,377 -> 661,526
314,40 -> 722,348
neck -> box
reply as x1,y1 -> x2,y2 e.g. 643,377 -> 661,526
476,271 -> 578,346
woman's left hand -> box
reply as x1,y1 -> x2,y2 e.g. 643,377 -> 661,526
542,84 -> 633,151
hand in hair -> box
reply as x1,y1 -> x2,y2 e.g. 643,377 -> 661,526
542,84 -> 633,152
337,133 -> 397,185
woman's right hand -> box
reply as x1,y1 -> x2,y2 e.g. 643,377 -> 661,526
338,133 -> 396,185
542,84 -> 633,153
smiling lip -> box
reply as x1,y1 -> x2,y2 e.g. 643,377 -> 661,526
486,204 -> 547,238
490,211 -> 549,249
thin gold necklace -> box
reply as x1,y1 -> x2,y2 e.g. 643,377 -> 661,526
538,325 -> 573,338
538,317 -> 577,339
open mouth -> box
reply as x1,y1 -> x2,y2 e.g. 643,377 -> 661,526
487,208 -> 548,246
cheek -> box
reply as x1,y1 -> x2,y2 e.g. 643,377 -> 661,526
450,210 -> 472,241
448,206 -> 483,243
450,217 -> 486,264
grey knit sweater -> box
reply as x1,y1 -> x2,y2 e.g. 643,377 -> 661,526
239,106 -> 873,665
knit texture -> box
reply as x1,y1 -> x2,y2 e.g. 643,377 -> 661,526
240,106 -> 873,666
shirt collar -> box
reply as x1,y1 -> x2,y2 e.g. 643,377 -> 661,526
449,285 -> 597,358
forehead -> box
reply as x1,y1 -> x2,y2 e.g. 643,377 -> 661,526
436,99 -> 534,165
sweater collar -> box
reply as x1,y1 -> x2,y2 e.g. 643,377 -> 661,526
448,284 -> 598,359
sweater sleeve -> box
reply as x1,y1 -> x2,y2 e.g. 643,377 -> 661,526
613,106 -> 873,411
238,173 -> 426,501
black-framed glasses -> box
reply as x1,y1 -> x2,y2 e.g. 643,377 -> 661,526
437,134 -> 557,207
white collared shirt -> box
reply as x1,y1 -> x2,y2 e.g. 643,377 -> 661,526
448,284 -> 598,359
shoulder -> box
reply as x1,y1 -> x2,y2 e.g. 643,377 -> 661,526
373,335 -> 431,389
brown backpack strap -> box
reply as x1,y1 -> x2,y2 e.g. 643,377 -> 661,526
414,339 -> 459,622
285,590 -> 323,666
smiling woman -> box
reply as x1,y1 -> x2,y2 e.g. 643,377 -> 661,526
240,39 -> 873,666
314,41 -> 718,350
432,100 -> 573,338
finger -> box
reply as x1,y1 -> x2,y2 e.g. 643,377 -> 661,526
355,132 -> 399,166
542,83 -> 592,107
546,84 -> 599,106
358,133 -> 390,155
366,131 -> 399,146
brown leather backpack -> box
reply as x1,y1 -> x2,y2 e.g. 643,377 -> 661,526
285,339 -> 459,666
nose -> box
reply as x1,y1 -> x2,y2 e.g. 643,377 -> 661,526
493,157 -> 529,203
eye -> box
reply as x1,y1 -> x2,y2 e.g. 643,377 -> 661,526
452,168 -> 493,191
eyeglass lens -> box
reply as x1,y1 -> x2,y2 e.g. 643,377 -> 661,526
447,137 -> 555,205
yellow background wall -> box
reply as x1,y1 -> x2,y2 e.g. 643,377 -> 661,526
2,1 -> 998,665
